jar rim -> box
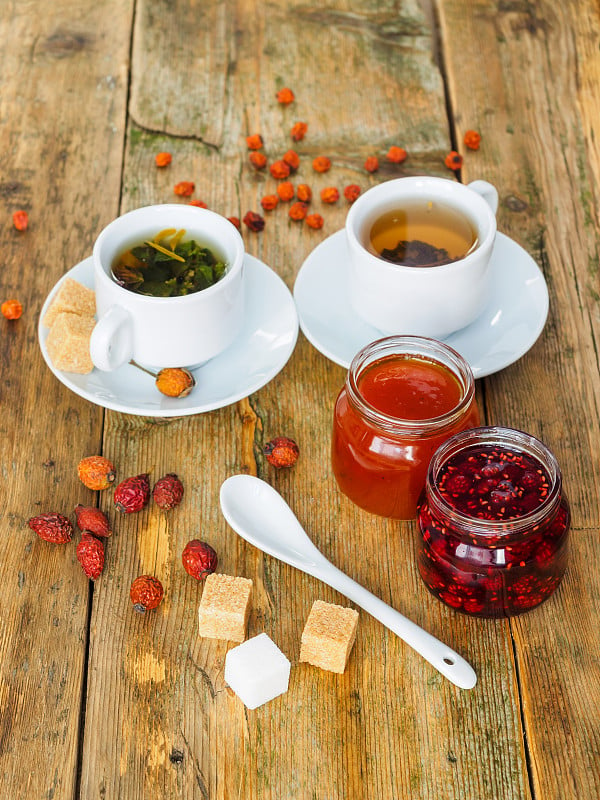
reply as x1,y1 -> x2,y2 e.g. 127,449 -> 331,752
425,426 -> 563,536
345,335 -> 476,435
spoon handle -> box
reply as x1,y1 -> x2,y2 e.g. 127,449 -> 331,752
311,560 -> 477,690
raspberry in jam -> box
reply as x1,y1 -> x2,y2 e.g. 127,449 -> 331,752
416,427 -> 570,617
331,336 -> 480,519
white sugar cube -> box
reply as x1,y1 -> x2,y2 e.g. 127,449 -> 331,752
224,633 -> 291,709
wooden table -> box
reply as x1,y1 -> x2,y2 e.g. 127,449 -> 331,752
1,1 -> 599,797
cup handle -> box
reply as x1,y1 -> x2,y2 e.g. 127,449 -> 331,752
90,306 -> 134,371
467,180 -> 499,215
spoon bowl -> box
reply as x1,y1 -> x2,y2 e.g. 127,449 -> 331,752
220,475 -> 477,690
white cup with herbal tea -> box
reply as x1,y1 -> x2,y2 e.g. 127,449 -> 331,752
345,176 -> 498,339
90,204 -> 245,371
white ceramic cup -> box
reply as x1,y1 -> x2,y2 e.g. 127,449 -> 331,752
345,177 -> 498,339
90,204 -> 245,371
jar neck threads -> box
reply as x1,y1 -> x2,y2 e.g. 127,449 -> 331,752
425,426 -> 563,539
345,336 -> 476,436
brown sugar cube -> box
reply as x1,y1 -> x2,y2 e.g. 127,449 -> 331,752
300,600 -> 359,674
45,312 -> 95,374
197,574 -> 253,643
43,277 -> 96,328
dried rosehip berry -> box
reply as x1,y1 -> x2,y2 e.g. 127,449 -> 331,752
114,473 -> 150,513
243,211 -> 265,232
264,436 -> 299,468
261,194 -> 279,211
249,152 -> 267,170
188,199 -> 208,208
152,473 -> 184,510
246,133 -> 263,150
269,160 -> 291,180
296,184 -> 312,203
343,184 -> 361,203
290,121 -> 308,141
74,504 -> 112,537
182,540 -> 218,580
76,533 -> 105,580
28,513 -> 73,544
130,575 -> 164,613
155,367 -> 195,398
1,299 -> 23,319
364,155 -> 379,173
464,130 -> 481,150
173,181 -> 195,197
312,156 -> 331,173
320,187 -> 339,204
444,151 -> 463,171
288,202 -> 308,221
77,455 -> 116,491
306,213 -> 324,230
12,210 -> 28,231
282,149 -> 300,171
155,152 -> 172,167
277,182 -> 295,202
386,146 -> 407,164
227,216 -> 241,231
276,87 -> 295,104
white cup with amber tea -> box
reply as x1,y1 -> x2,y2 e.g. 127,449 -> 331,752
345,176 -> 498,339
90,204 -> 245,371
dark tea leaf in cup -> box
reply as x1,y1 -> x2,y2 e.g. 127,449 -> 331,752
379,239 -> 454,267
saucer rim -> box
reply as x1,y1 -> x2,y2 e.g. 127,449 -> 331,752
293,229 -> 549,378
39,254 -> 299,416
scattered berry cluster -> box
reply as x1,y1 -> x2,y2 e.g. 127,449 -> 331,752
152,84 -> 482,238
27,454 -> 219,614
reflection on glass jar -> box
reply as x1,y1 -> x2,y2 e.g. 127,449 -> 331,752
416,426 -> 570,617
331,336 -> 480,520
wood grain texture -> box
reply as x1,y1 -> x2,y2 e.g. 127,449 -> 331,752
0,1 -> 131,797
439,0 -> 600,797
79,1 -> 529,798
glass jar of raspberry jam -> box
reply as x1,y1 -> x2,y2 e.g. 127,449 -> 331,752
416,427 -> 570,617
331,336 -> 480,519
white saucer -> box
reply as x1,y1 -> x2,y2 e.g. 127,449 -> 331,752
39,255 -> 299,416
293,230 -> 549,378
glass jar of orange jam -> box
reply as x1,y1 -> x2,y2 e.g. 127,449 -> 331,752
331,336 -> 480,519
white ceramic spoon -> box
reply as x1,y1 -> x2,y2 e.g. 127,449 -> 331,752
219,475 -> 477,690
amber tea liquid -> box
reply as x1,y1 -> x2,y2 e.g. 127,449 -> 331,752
368,201 -> 478,267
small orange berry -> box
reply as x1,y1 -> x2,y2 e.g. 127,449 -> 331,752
276,87 -> 295,105
288,202 -> 308,221
269,160 -> 291,179
364,156 -> 379,173
464,130 -> 481,150
282,149 -> 300,171
227,216 -> 241,230
290,121 -> 308,141
386,146 -> 407,164
1,299 -> 23,319
261,194 -> 279,211
249,152 -> 268,170
343,184 -> 361,203
246,133 -> 264,150
277,182 -> 295,202
243,211 -> 265,232
320,187 -> 339,204
155,152 -> 172,167
296,184 -> 312,203
444,151 -> 464,171
306,213 -> 324,230
12,210 -> 28,231
312,156 -> 331,173
188,200 -> 208,208
174,181 -> 195,196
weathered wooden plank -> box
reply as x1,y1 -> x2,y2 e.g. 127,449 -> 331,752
79,1 -> 533,798
0,0 -> 132,797
439,0 -> 600,797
